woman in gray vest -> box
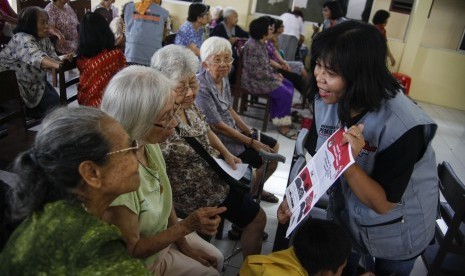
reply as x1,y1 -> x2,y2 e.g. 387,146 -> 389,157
278,21 -> 438,276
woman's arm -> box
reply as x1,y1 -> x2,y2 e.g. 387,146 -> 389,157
342,125 -> 396,214
41,56 -> 61,70
103,205 -> 226,259
207,129 -> 241,169
228,107 -> 250,133
186,43 -> 200,57
47,25 -> 65,42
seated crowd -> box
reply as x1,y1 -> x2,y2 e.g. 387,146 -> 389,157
1,1 -> 439,276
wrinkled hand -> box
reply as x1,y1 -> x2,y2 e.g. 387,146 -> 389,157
282,62 -> 291,72
342,124 -> 365,158
59,53 -> 74,61
178,241 -> 218,268
229,37 -> 238,45
277,200 -> 291,224
224,153 -> 241,170
251,140 -> 274,153
183,206 -> 227,236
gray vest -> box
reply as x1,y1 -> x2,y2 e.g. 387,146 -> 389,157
314,92 -> 439,260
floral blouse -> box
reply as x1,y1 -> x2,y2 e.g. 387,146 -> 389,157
45,3 -> 79,54
241,38 -> 281,95
160,105 -> 230,214
0,33 -> 58,108
174,21 -> 204,50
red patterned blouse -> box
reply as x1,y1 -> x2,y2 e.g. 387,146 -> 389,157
77,49 -> 126,107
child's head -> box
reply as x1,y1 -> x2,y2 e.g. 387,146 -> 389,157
293,219 -> 351,276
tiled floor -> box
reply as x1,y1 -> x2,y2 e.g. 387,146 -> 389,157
213,95 -> 465,275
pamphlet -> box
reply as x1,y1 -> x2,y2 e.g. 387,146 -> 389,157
285,127 -> 355,237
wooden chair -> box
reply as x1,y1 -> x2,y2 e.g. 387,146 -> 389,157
58,57 -> 78,104
232,48 -> 271,132
16,0 -> 49,11
0,70 -> 29,133
421,161 -> 465,275
68,0 -> 91,23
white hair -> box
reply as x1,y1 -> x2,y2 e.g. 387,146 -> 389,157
101,65 -> 173,141
222,7 -> 237,21
211,5 -> 222,20
200,36 -> 233,62
150,45 -> 200,81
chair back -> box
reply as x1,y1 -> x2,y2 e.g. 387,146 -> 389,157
0,70 -> 27,129
288,128 -> 309,186
162,32 -> 176,46
16,0 -> 49,11
422,161 -> 465,275
68,0 -> 91,23
58,57 -> 79,104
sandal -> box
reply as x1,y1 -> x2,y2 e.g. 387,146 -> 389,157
253,192 -> 279,203
278,127 -> 298,140
228,224 -> 269,241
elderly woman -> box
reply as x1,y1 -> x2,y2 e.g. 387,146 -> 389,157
44,0 -> 79,54
196,36 -> 279,203
124,0 -> 169,65
242,16 -> 297,139
101,66 -> 225,275
174,3 -> 210,57
151,45 -> 267,259
77,12 -> 126,107
0,7 -> 63,119
0,106 -> 147,274
210,7 -> 248,46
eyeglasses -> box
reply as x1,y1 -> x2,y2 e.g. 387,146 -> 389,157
209,57 -> 234,66
106,140 -> 140,156
173,78 -> 199,96
153,103 -> 181,130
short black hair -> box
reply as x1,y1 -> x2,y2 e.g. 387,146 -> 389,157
14,6 -> 46,38
77,12 -> 115,58
249,16 -> 270,40
309,21 -> 401,126
187,3 -> 209,22
372,10 -> 390,25
274,19 -> 283,34
293,219 -> 351,275
323,1 -> 344,20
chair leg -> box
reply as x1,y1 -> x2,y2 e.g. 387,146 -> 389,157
262,99 -> 270,132
52,68 -> 57,87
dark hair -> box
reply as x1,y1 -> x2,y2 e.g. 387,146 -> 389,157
77,12 -> 115,58
293,219 -> 351,275
187,3 -> 209,22
323,1 -> 344,20
94,7 -> 113,24
13,6 -> 46,38
9,107 -> 111,221
249,16 -> 270,40
274,19 -> 283,34
291,8 -> 304,18
309,21 -> 401,126
372,9 -> 390,25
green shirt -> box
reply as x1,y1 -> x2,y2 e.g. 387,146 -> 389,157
0,200 -> 148,275
110,144 -> 173,266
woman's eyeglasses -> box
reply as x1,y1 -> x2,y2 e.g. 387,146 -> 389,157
106,140 -> 140,156
173,79 -> 199,96
209,57 -> 234,66
153,104 -> 181,130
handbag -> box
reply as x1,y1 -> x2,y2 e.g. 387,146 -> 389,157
182,135 -> 252,194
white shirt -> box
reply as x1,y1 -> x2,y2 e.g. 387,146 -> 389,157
280,12 -> 304,39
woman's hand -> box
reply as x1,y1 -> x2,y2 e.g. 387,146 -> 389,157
251,139 -> 274,153
59,53 -> 74,61
224,153 -> 241,170
342,124 -> 365,158
277,200 -> 291,224
177,240 -> 217,268
282,62 -> 291,72
182,206 -> 227,236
